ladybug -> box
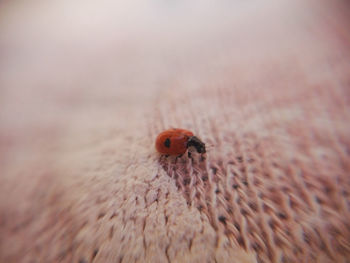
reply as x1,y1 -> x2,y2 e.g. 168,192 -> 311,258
155,128 -> 206,157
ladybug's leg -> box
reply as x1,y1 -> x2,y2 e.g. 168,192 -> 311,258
159,154 -> 170,163
175,154 -> 183,163
187,151 -> 195,163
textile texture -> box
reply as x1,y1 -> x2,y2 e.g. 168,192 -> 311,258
1,0 -> 350,262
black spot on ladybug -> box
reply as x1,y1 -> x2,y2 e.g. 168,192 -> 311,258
164,138 -> 171,148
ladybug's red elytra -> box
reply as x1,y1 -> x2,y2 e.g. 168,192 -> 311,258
155,128 -> 206,157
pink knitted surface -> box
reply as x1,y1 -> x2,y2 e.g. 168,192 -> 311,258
1,0 -> 350,262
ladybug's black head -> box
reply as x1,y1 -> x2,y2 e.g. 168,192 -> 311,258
187,136 -> 206,154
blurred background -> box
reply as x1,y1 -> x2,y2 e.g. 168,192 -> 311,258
1,0 -> 349,136
1,0 -> 350,120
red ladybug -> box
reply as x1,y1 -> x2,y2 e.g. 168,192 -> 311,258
155,128 -> 206,157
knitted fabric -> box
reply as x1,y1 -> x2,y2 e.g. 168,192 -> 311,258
1,0 -> 350,262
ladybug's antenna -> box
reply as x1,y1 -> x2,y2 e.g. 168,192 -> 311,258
205,143 -> 215,148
